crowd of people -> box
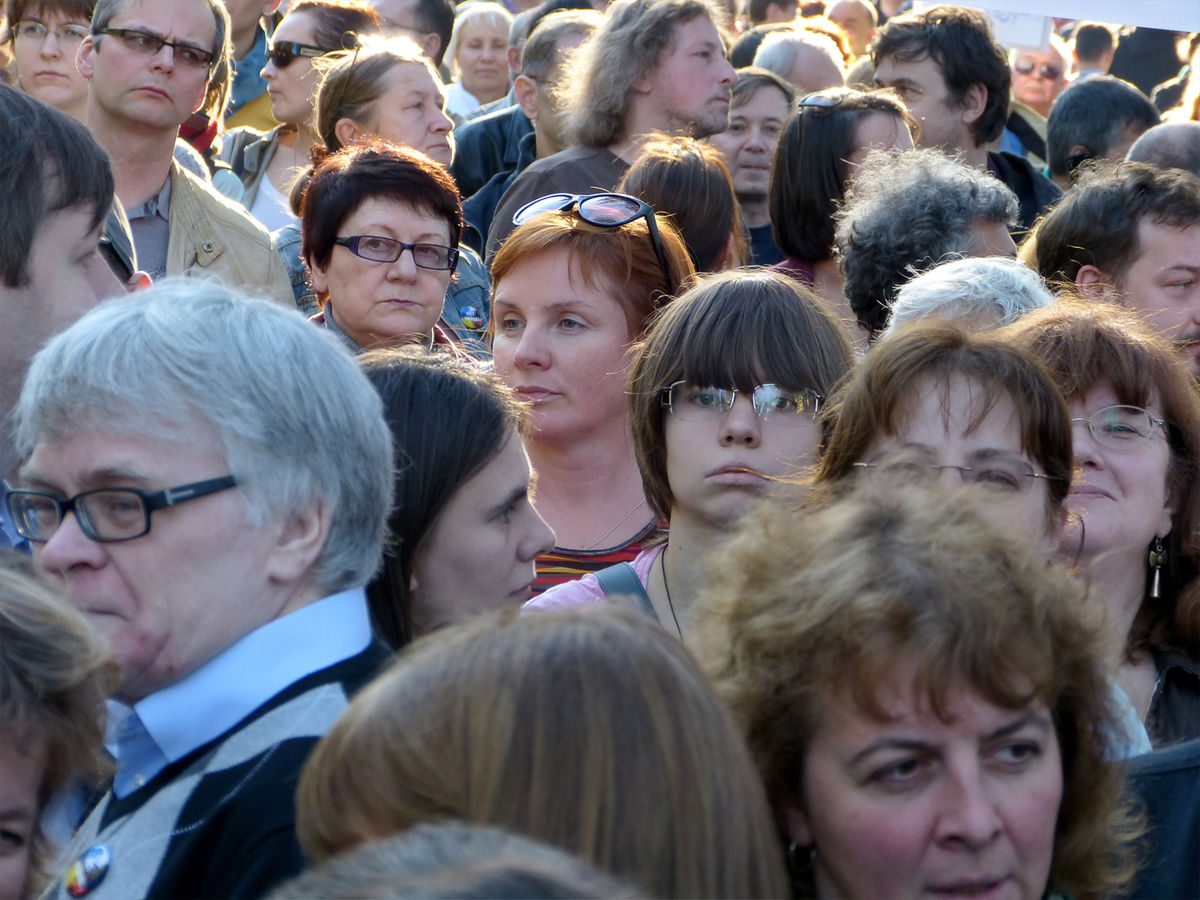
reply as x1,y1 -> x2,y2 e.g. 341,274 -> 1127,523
0,0 -> 1198,897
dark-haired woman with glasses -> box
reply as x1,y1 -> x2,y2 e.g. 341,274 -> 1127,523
5,0 -> 95,122
218,0 -> 381,231
769,87 -> 914,350
491,193 -> 695,594
1004,300 -> 1200,749
527,270 -> 853,630
301,140 -> 464,351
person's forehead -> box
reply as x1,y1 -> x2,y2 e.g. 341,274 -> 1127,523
110,0 -> 218,43
372,0 -> 420,28
11,0 -> 90,23
734,82 -> 791,114
877,53 -> 944,85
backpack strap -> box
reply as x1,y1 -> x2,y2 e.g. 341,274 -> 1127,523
594,562 -> 659,623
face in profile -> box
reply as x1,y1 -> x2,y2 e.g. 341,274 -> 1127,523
863,373 -> 1061,555
788,668 -> 1063,900
409,430 -> 555,633
0,732 -> 44,899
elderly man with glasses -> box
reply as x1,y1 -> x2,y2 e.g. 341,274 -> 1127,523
13,280 -> 393,899
77,0 -> 291,302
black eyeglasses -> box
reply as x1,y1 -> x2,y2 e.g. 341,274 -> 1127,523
267,39 -> 334,69
1013,60 -> 1063,81
512,192 -> 673,284
97,27 -> 214,69
334,235 -> 459,271
662,382 -> 823,423
7,476 -> 238,543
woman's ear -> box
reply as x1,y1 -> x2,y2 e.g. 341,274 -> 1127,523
783,802 -> 814,847
334,117 -> 362,150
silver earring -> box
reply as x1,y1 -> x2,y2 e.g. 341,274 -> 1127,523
1148,536 -> 1166,600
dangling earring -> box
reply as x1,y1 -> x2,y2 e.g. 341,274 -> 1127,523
1148,537 -> 1166,600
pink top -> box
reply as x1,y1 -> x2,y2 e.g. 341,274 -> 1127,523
522,545 -> 665,612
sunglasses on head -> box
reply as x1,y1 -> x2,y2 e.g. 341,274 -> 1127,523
267,40 -> 332,68
512,192 -> 673,285
1014,60 -> 1062,81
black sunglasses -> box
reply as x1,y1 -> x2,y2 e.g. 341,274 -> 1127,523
1013,60 -> 1063,81
512,192 -> 673,285
267,40 -> 332,68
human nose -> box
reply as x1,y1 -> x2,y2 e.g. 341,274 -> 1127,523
40,30 -> 64,57
934,763 -> 1004,850
717,55 -> 736,87
1070,418 -> 1104,470
36,507 -> 107,576
432,106 -> 453,134
720,395 -> 763,447
519,506 -> 556,561
511,324 -> 549,370
385,245 -> 420,280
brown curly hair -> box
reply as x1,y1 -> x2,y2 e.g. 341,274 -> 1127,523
692,479 -> 1142,900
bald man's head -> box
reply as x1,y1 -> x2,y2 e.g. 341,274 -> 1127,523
1127,122 -> 1200,178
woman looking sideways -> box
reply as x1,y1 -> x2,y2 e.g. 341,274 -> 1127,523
360,349 -> 554,649
1005,301 -> 1200,748
219,0 -> 382,231
527,270 -> 853,632
490,193 -> 694,593
695,478 -> 1142,900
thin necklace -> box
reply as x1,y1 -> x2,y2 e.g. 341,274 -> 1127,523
582,497 -> 648,550
660,545 -> 682,638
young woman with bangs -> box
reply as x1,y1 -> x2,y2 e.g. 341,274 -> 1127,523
526,269 -> 853,635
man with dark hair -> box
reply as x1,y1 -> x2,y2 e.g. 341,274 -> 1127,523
745,0 -> 794,27
1046,75 -> 1159,189
1072,21 -> 1115,78
0,84 -> 125,509
708,67 -> 795,265
1025,162 -> 1200,377
372,0 -> 454,68
872,3 -> 1060,232
486,0 -> 735,258
80,0 -> 291,300
1128,122 -> 1200,178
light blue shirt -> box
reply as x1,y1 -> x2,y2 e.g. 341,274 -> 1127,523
112,587 -> 372,797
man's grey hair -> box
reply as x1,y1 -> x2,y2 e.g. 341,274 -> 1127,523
834,147 -> 1018,339
752,29 -> 844,85
16,280 -> 393,592
564,0 -> 729,148
1126,122 -> 1200,178
883,256 -> 1055,338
